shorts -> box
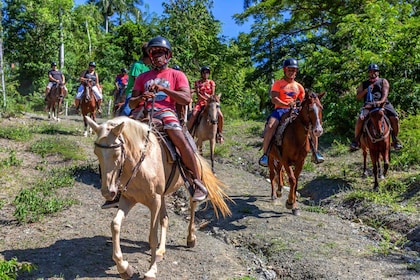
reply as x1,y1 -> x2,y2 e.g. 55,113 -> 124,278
75,85 -> 102,100
151,109 -> 182,131
269,108 -> 291,121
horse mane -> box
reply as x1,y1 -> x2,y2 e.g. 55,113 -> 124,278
103,117 -> 153,160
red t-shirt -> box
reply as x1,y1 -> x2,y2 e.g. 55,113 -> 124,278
133,68 -> 190,111
271,79 -> 305,109
194,79 -> 215,102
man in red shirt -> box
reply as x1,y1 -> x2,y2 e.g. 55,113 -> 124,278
130,36 -> 208,202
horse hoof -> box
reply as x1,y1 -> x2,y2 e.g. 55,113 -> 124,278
187,239 -> 196,248
292,208 -> 300,216
119,264 -> 134,279
285,200 -> 293,210
276,190 -> 282,198
271,195 -> 277,200
155,254 -> 164,263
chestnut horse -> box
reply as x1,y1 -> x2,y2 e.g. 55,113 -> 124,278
46,83 -> 65,121
84,116 -> 231,280
192,94 -> 221,174
268,91 -> 325,215
360,105 -> 391,190
80,79 -> 97,137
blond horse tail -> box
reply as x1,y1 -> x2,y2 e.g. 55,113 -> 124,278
195,153 -> 233,218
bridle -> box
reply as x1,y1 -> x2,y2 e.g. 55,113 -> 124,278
365,108 -> 390,143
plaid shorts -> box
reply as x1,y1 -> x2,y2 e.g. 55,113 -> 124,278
151,108 -> 182,131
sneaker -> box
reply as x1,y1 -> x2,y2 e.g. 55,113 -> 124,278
101,194 -> 120,209
312,152 -> 324,164
393,142 -> 403,150
192,179 -> 208,202
97,108 -> 102,114
259,154 -> 268,167
349,141 -> 359,152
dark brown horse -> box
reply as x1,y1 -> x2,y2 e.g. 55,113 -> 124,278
46,83 -> 65,121
268,91 -> 325,215
192,94 -> 220,174
80,79 -> 97,137
360,105 -> 391,190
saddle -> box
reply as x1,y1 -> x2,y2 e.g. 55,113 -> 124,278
273,109 -> 299,147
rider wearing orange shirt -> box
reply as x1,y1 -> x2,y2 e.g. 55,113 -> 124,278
188,66 -> 224,143
259,58 -> 306,167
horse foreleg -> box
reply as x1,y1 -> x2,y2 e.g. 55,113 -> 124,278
196,138 -> 203,156
287,161 -> 303,216
362,147 -> 369,178
268,157 -> 279,200
284,165 -> 297,210
144,195 -> 162,280
156,196 -> 168,262
209,139 -> 216,174
187,199 -> 197,248
370,150 -> 379,191
111,207 -> 135,279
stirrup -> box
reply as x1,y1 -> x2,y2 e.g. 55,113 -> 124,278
192,179 -> 208,202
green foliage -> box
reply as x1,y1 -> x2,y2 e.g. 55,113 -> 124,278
29,137 -> 87,160
391,115 -> 420,170
0,126 -> 33,141
13,167 -> 76,223
0,150 -> 23,168
0,258 -> 35,280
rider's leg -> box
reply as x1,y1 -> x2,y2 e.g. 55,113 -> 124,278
74,98 -> 81,113
310,132 -> 324,164
350,116 -> 364,150
92,86 -> 103,113
389,115 -> 402,149
45,86 -> 50,101
259,117 -> 279,167
187,109 -> 198,131
167,128 -> 208,202
97,99 -> 102,114
217,108 -> 224,143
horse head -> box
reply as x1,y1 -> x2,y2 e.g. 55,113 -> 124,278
206,94 -> 220,125
301,90 -> 325,137
368,107 -> 386,138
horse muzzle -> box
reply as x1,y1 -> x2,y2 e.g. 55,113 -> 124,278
101,184 -> 119,200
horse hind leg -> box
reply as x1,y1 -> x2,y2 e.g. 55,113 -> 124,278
187,200 -> 198,247
156,197 -> 168,262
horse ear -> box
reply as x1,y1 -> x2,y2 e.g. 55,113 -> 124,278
318,91 -> 326,99
111,122 -> 125,137
84,116 -> 100,133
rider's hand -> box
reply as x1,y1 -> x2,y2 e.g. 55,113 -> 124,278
141,91 -> 155,100
289,101 -> 296,108
148,83 -> 163,93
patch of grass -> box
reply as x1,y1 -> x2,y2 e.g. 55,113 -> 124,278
0,258 -> 36,279
372,228 -> 407,255
29,137 -> 87,160
12,167 -> 76,223
0,126 -> 33,141
0,150 -> 23,168
304,205 -> 327,214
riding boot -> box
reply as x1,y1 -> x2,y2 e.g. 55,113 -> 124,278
390,117 -> 403,150
350,118 -> 363,151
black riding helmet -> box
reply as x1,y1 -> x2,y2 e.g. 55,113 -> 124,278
89,61 -> 96,67
146,36 -> 172,58
368,64 -> 379,71
121,68 -> 127,73
283,58 -> 299,68
200,66 -> 210,73
51,62 -> 57,67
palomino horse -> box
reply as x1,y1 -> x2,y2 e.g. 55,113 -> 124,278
192,94 -> 221,174
46,83 -> 65,121
80,79 -> 97,137
360,105 -> 391,190
268,91 -> 325,215
84,116 -> 231,280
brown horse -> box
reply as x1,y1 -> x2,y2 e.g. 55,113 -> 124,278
84,116 -> 231,280
46,83 -> 65,121
192,94 -> 220,174
268,91 -> 325,215
360,105 -> 391,190
112,85 -> 126,117
80,79 -> 97,137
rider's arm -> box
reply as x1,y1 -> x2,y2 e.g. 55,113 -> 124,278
95,73 -> 100,88
356,82 -> 371,101
211,80 -> 216,96
61,73 -> 65,84
270,90 -> 289,107
149,83 -> 191,105
376,78 -> 390,106
79,71 -> 87,83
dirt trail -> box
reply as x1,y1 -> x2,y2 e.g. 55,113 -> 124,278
0,114 -> 419,280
